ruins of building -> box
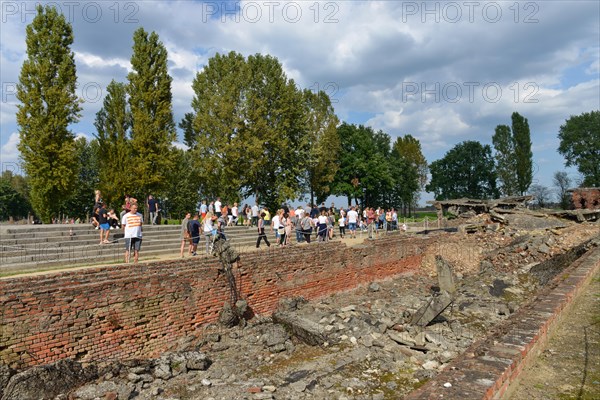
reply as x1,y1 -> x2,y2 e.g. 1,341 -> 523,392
569,187 -> 600,210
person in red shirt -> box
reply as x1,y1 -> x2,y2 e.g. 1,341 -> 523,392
367,207 -> 376,240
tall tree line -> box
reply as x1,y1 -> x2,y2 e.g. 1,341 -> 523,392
492,112 -> 533,196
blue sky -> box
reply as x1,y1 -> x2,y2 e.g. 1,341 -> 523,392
1,1 -> 599,205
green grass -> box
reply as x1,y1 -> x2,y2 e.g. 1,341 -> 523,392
401,212 -> 438,223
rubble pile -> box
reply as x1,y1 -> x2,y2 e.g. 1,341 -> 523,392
2,208 -> 598,400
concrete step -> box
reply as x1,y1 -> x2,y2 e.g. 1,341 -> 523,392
0,232 -> 261,270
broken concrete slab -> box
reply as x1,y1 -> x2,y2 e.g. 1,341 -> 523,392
503,213 -> 567,230
272,311 -> 334,346
436,256 -> 457,294
410,291 -> 454,327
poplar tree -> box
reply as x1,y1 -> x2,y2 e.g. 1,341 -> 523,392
94,80 -> 132,204
492,124 -> 518,196
16,5 -> 81,223
127,28 -> 176,199
392,135 -> 428,215
492,112 -> 533,196
512,112 -> 533,195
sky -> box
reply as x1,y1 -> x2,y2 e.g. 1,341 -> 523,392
1,0 -> 599,206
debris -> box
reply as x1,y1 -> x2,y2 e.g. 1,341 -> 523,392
272,311 -> 332,346
410,291 -> 454,327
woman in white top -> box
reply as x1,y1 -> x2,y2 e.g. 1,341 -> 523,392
317,211 -> 328,242
203,212 -> 216,254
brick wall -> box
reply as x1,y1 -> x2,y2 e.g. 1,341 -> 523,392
571,188 -> 600,210
0,235 -> 428,369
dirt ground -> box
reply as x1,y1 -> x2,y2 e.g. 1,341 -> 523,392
508,270 -> 600,400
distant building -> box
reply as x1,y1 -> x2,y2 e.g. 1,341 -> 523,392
569,188 -> 600,210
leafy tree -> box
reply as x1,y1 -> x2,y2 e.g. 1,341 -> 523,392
94,80 -> 132,205
178,112 -> 198,149
302,89 -> 340,205
387,147 -> 418,215
529,184 -> 551,208
492,124 -> 518,196
426,141 -> 498,200
242,54 -> 306,209
191,51 -> 248,201
0,171 -> 33,221
190,52 -> 315,211
512,112 -> 533,195
61,137 -> 99,218
163,149 -> 202,218
392,135 -> 427,215
331,123 -> 393,207
553,171 -> 572,210
16,5 -> 82,223
127,28 -> 176,200
492,112 -> 533,196
558,111 -> 600,187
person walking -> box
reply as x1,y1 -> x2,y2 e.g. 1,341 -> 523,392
180,212 -> 192,258
122,203 -> 143,263
203,212 -> 217,255
300,213 -> 313,243
256,212 -> 271,248
347,206 -> 358,239
147,195 -> 158,225
188,214 -> 201,256
338,212 -> 346,238
97,202 -> 111,244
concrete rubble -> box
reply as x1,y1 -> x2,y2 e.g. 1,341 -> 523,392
1,208 -> 598,400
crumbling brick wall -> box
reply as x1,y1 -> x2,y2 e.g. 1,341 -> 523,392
571,188 -> 600,210
0,235 -> 429,369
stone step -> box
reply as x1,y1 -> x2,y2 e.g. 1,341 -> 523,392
0,233 -> 260,268
0,238 -> 258,275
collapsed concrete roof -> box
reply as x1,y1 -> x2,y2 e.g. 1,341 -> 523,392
427,195 -> 533,217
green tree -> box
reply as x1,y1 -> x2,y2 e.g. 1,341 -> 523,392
178,112 -> 198,149
492,113 -> 533,196
163,148 -> 202,218
0,171 -> 33,221
492,124 -> 518,196
558,111 -> 600,187
512,112 -> 533,195
61,137 -> 99,219
426,141 -> 498,200
127,28 -> 176,199
16,5 -> 82,223
392,135 -> 427,215
553,171 -> 572,210
191,51 -> 248,201
331,123 -> 393,207
94,80 -> 132,204
241,54 -> 306,209
302,89 -> 340,205
190,52 -> 313,211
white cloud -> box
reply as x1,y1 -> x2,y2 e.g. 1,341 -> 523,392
0,132 -> 21,167
0,0 -> 598,195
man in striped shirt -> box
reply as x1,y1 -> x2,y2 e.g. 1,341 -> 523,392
121,203 -> 143,263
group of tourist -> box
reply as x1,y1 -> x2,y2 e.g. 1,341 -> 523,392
89,191 -> 409,263
177,200 -> 408,256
